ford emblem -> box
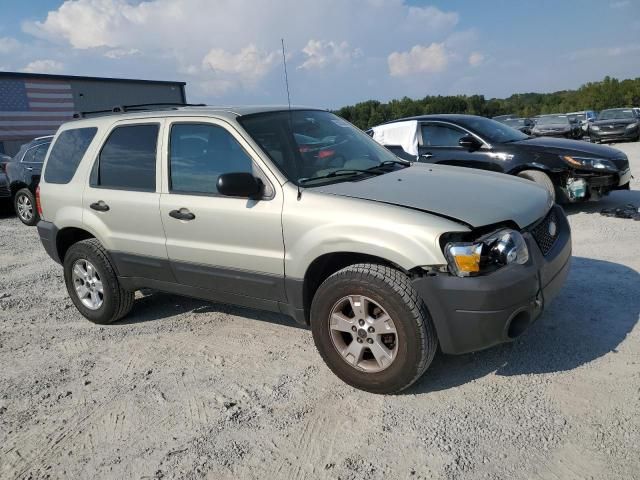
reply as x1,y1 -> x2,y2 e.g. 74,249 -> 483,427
548,220 -> 557,237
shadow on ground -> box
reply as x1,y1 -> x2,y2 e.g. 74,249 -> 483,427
563,188 -> 640,216
117,289 -> 307,330
409,256 -> 640,394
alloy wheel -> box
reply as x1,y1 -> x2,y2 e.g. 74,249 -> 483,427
71,259 -> 104,310
16,194 -> 33,222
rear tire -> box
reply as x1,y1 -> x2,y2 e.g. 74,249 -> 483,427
14,188 -> 39,226
63,239 -> 134,325
310,263 -> 438,394
517,170 -> 556,203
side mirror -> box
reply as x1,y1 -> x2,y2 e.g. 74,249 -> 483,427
458,134 -> 482,151
217,172 -> 263,198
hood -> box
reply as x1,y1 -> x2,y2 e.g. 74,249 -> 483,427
313,163 -> 552,229
592,118 -> 638,127
512,136 -> 626,159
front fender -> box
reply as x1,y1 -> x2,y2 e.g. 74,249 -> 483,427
282,187 -> 470,279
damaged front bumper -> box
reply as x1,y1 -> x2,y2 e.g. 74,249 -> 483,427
412,205 -> 571,355
562,167 -> 632,202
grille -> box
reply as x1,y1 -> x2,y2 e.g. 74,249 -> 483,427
530,209 -> 558,256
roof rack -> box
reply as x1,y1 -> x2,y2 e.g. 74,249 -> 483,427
72,103 -> 207,119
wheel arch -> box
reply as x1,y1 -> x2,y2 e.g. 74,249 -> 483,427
56,227 -> 96,263
298,252 -> 412,324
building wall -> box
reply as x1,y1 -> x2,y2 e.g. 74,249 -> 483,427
0,74 -> 185,156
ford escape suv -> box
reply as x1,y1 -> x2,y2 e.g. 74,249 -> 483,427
37,106 -> 571,394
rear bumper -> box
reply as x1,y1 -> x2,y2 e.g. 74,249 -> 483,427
37,220 -> 61,264
413,205 -> 571,355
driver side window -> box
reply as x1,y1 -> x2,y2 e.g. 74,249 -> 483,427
421,124 -> 466,147
169,123 -> 254,195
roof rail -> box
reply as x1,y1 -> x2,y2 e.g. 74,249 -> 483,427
72,103 -> 207,119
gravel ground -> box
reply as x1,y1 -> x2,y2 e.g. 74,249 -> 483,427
1,142 -> 639,480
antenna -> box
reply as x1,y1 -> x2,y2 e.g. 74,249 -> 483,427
281,38 -> 292,111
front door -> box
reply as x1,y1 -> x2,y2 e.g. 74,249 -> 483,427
159,119 -> 286,303
418,122 -> 501,172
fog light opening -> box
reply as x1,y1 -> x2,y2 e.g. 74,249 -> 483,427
507,311 -> 531,339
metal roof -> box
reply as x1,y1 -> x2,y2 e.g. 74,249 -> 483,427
0,71 -> 185,86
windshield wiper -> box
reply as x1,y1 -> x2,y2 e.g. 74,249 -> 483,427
368,159 -> 412,169
298,169 -> 381,185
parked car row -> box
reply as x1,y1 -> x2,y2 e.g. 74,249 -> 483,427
493,108 -> 640,144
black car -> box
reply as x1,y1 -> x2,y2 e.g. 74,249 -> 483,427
531,114 -> 582,139
369,115 -> 631,203
497,117 -> 534,135
589,108 -> 640,143
0,154 -> 12,202
5,136 -> 53,225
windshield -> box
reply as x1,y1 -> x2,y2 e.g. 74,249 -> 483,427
537,115 -> 569,126
598,109 -> 635,120
569,113 -> 585,122
239,110 -> 400,186
457,116 -> 529,143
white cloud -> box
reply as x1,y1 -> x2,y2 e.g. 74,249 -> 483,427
20,59 -> 64,74
566,44 -> 640,61
610,0 -> 630,8
388,43 -> 449,77
468,52 -> 485,67
202,44 -> 279,78
299,40 -> 361,70
0,37 -> 21,54
104,48 -> 140,59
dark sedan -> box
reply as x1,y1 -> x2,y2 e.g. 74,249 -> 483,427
5,135 -> 53,225
370,114 -> 631,203
531,114 -> 582,139
590,108 -> 640,143
0,154 -> 11,202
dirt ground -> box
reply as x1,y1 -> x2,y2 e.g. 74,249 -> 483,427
1,142 -> 639,480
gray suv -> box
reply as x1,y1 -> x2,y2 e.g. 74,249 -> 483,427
37,106 -> 571,393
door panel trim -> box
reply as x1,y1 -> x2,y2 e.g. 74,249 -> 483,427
110,251 -> 176,283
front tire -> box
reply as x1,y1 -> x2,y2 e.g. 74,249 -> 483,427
63,239 -> 134,324
14,188 -> 39,226
517,170 -> 556,203
310,263 -> 438,394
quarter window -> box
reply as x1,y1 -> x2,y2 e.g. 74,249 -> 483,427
169,123 -> 254,195
95,124 -> 159,192
44,127 -> 97,184
421,124 -> 467,147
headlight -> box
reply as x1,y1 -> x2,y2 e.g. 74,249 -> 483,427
625,122 -> 639,130
444,229 -> 529,277
590,126 -> 600,131
562,155 -> 617,171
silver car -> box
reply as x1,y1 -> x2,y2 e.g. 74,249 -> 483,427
37,106 -> 571,393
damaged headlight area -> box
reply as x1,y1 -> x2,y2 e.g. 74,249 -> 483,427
443,229 -> 529,277
562,155 -> 617,171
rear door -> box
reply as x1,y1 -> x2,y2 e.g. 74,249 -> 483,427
159,118 -> 286,303
82,119 -> 173,283
418,121 -> 501,172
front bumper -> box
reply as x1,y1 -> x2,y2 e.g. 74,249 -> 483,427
413,205 -> 571,355
590,127 -> 638,142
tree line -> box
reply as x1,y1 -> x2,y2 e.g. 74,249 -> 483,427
335,76 -> 640,130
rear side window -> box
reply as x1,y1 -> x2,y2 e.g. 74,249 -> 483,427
169,123 -> 253,195
94,124 -> 159,192
22,143 -> 50,164
44,128 -> 97,184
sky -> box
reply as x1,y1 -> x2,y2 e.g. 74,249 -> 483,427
0,0 -> 639,109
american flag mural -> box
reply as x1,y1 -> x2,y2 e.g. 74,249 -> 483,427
0,78 -> 75,141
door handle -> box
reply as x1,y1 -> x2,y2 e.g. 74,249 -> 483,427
25,166 -> 33,171
421,153 -> 433,159
169,208 -> 196,221
90,201 -> 110,212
